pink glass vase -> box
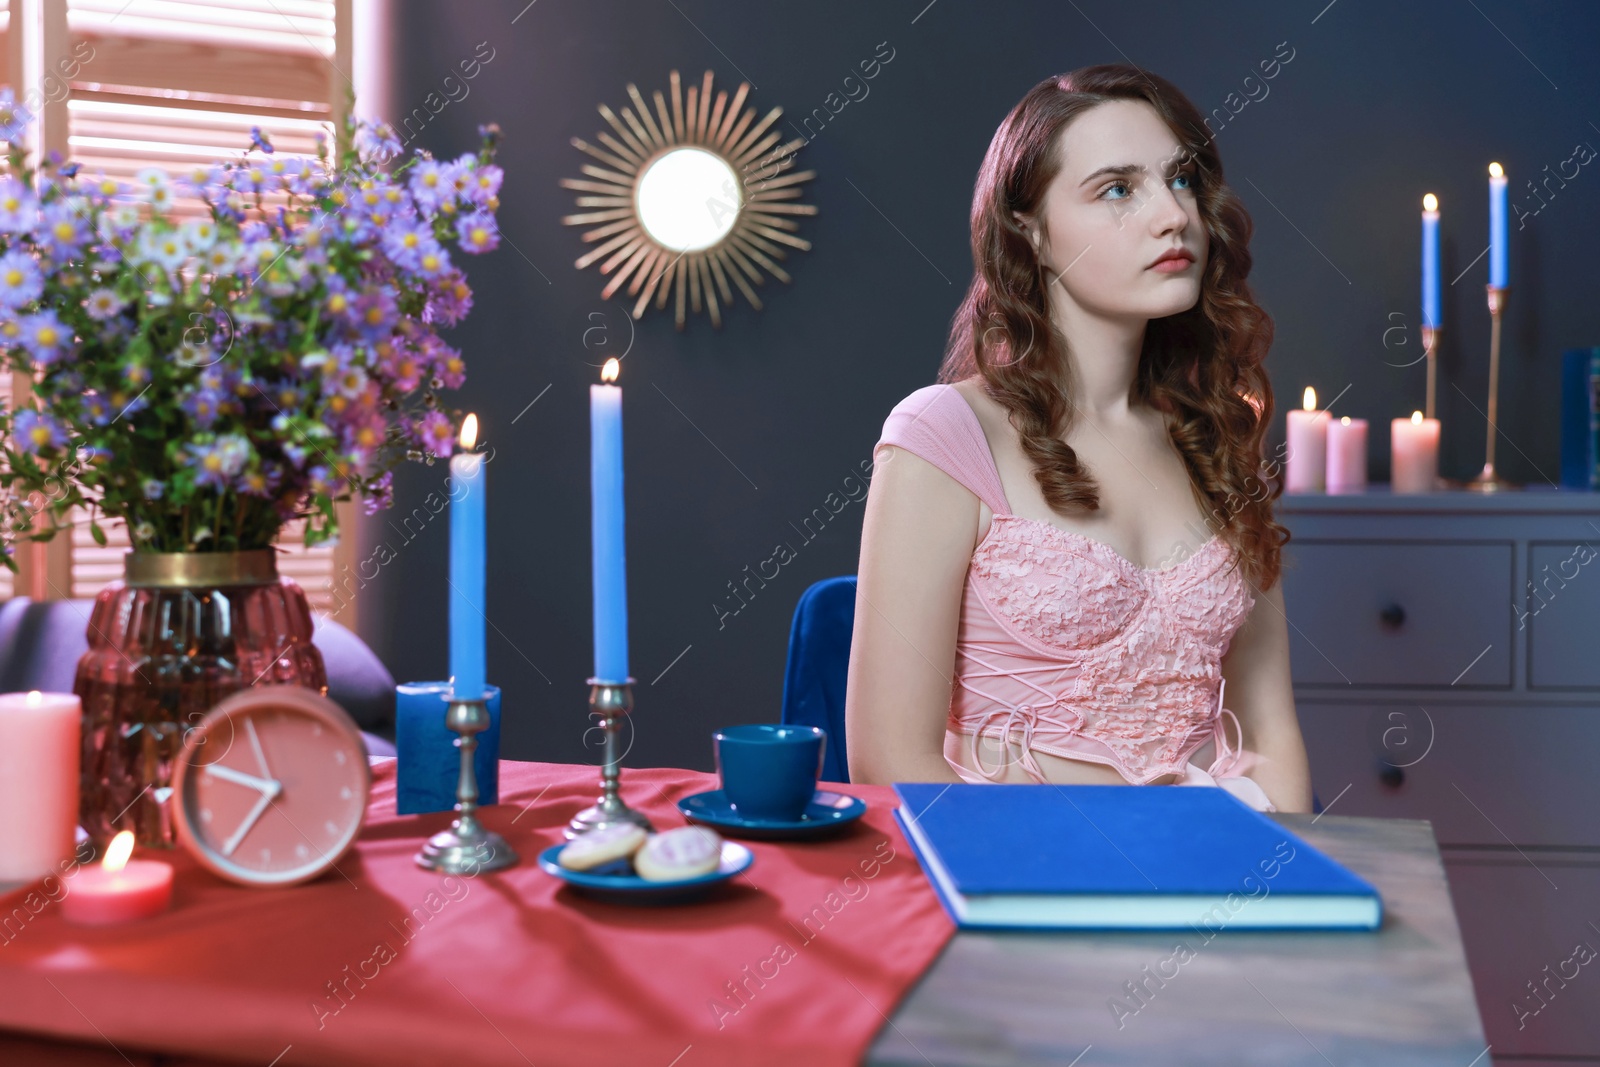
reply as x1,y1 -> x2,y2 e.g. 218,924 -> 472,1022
73,550 -> 327,849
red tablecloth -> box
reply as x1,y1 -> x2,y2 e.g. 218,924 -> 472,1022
0,759 -> 956,1067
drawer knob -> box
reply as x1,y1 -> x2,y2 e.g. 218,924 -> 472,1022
1379,603 -> 1406,628
1377,760 -> 1405,788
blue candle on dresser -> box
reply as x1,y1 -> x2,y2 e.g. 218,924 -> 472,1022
1421,193 -> 1440,329
396,682 -> 502,815
449,413 -> 487,701
591,359 -> 629,682
1488,162 -> 1508,288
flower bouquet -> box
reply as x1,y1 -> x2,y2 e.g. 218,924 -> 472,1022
0,85 -> 505,845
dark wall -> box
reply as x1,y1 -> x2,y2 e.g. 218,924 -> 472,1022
364,0 -> 1600,771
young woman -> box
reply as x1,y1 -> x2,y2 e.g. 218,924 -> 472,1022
846,64 -> 1313,813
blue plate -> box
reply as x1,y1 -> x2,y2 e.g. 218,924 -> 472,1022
537,838 -> 753,905
677,788 -> 868,839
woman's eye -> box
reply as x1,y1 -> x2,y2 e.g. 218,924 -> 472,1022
1100,182 -> 1131,200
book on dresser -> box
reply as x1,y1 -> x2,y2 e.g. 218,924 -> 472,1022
892,783 -> 1383,931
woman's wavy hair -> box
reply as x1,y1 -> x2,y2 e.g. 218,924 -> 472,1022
937,64 -> 1288,590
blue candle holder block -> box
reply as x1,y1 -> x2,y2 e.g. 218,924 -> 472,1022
396,681 -> 502,816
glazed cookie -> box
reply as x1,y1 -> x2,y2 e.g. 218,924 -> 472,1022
557,822 -> 649,872
634,826 -> 724,882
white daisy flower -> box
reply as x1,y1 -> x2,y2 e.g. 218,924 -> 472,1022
180,216 -> 218,251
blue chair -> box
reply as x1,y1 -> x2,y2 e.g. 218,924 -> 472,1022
779,575 -> 1322,811
780,576 -> 856,783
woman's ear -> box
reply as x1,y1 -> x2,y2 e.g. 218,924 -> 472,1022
1013,212 -> 1040,253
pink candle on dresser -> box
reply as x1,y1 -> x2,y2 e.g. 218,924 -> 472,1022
1327,416 -> 1368,492
0,690 -> 81,882
62,831 -> 173,925
1285,387 -> 1329,492
1391,410 -> 1440,493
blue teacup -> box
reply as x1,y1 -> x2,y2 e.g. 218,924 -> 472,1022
713,724 -> 827,822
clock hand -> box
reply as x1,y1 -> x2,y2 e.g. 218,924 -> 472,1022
203,762 -> 280,795
245,716 -> 272,779
221,789 -> 275,857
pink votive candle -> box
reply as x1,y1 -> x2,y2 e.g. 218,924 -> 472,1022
0,690 -> 81,883
62,832 -> 173,925
1391,411 -> 1441,493
1326,416 -> 1368,492
1285,387 -> 1329,492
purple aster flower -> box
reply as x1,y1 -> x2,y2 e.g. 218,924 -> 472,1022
362,470 -> 395,515
84,286 -> 126,320
34,202 -> 90,260
455,210 -> 498,254
354,121 -> 402,165
248,125 -> 274,154
407,160 -> 451,213
417,411 -> 455,457
20,310 -> 73,364
351,285 -> 398,341
413,242 -> 452,280
423,271 -> 474,328
142,478 -> 164,500
0,250 -> 42,309
0,88 -> 36,144
0,176 -> 38,235
466,162 -> 503,207
13,410 -> 67,453
82,392 -> 112,426
379,220 -> 434,273
182,389 -> 224,429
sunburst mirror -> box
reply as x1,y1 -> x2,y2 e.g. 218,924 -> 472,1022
561,70 -> 816,329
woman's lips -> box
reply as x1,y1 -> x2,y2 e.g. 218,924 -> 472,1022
1149,255 -> 1194,273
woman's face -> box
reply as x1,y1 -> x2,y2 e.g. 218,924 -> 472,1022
1016,98 -> 1207,323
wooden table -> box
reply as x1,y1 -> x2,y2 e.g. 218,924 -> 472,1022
866,813 -> 1489,1067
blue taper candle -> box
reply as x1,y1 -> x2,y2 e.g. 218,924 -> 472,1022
1421,193 -> 1440,329
590,359 -> 628,682
1488,162 -> 1508,288
449,414 -> 487,701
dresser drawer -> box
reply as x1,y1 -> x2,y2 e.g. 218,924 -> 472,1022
1282,541 -> 1513,688
1527,541 -> 1600,689
1298,702 -> 1600,847
1444,853 -> 1600,1060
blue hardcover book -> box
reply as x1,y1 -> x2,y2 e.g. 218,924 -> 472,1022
892,783 -> 1382,931
1560,347 -> 1600,489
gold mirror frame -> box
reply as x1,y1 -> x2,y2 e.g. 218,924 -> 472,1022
561,70 -> 817,330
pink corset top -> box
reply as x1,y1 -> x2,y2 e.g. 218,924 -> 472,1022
874,383 -> 1260,792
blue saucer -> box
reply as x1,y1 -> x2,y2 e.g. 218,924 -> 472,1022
537,839 -> 753,905
677,788 -> 868,839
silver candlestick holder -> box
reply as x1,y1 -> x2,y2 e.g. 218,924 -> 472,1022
567,676 -> 655,839
416,695 -> 520,873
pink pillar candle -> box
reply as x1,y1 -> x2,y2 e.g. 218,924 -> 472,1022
62,832 -> 173,925
0,690 -> 81,882
1327,416 -> 1368,492
1391,411 -> 1441,493
1285,387 -> 1329,492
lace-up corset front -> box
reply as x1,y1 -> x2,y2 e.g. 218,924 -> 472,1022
875,383 -> 1261,795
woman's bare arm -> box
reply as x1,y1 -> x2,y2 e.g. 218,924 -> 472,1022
845,443 -> 976,785
1219,577 -> 1314,813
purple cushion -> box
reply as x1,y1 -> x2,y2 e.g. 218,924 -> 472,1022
0,598 -> 397,754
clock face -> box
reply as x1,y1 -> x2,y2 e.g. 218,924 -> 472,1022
173,686 -> 371,887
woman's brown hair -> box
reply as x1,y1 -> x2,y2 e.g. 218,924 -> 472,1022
937,63 -> 1288,590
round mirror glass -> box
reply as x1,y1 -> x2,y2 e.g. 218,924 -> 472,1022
635,147 -> 741,253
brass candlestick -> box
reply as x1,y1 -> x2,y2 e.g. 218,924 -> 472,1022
1464,285 -> 1520,492
567,677 -> 655,839
1420,323 -> 1440,420
416,696 -> 519,873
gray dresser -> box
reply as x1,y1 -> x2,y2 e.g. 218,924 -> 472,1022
1279,485 -> 1600,1065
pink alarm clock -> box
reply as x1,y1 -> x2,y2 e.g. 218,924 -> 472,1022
171,685 -> 371,887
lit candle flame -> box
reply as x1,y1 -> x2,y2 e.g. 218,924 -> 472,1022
1340,416 -> 1351,425
1302,386 -> 1317,411
104,831 -> 135,873
1489,161 -> 1503,178
601,358 -> 620,384
1412,410 -> 1423,424
1422,193 -> 1438,212
25,690 -> 41,706
459,413 -> 478,452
